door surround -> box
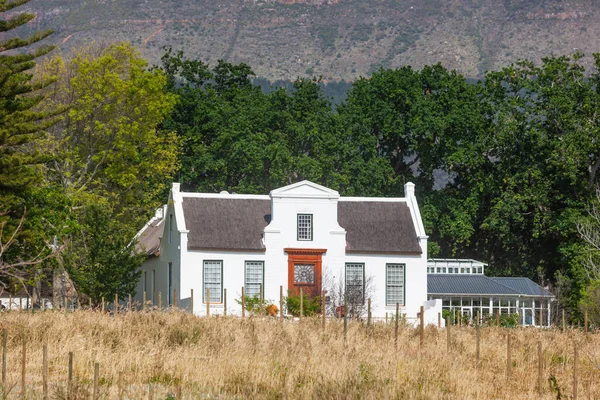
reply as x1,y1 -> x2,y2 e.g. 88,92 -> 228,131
284,248 -> 326,298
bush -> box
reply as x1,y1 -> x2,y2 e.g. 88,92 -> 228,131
236,295 -> 277,316
284,293 -> 321,317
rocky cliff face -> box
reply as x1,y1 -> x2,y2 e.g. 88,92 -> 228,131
22,0 -> 600,80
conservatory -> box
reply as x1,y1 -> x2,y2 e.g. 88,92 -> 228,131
427,259 -> 555,327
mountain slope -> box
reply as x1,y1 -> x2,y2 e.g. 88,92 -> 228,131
22,0 -> 600,80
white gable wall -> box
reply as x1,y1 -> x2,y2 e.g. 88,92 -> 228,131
135,184 -> 184,308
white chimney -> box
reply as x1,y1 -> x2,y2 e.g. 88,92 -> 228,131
404,182 -> 415,198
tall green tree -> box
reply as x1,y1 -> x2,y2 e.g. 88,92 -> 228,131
35,43 -> 179,300
471,54 -> 600,281
338,64 -> 491,255
0,0 -> 62,289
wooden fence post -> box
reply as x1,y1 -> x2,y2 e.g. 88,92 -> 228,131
386,312 -> 388,324
191,289 -> 194,315
241,287 -> 245,319
343,293 -> 348,345
476,320 -> 480,366
538,341 -> 543,397
68,351 -> 73,400
539,307 -> 543,329
446,317 -> 451,353
143,291 -> 146,311
20,339 -> 26,398
176,385 -> 182,399
101,297 -> 105,313
279,286 -> 283,323
128,294 -> 132,313
148,383 -> 154,400
573,345 -> 578,400
118,372 -> 124,400
506,333 -> 511,380
322,290 -> 326,331
394,303 -> 399,350
584,311 -> 588,334
1,329 -> 6,386
206,289 -> 210,317
115,293 -> 119,315
42,343 -> 48,400
438,312 -> 441,329
173,289 -> 177,309
300,288 -> 304,320
158,292 -> 162,310
419,305 -> 424,348
224,288 -> 227,316
93,362 -> 99,400
259,283 -> 263,314
367,298 -> 371,328
496,310 -> 500,327
562,309 -> 566,332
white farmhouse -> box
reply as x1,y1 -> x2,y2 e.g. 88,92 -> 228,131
135,180 -> 439,323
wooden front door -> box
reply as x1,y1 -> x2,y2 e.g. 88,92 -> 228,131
285,248 -> 326,298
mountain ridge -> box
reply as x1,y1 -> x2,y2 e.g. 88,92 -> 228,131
20,0 -> 600,80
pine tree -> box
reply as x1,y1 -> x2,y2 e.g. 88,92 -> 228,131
0,0 -> 58,212
0,0 -> 62,291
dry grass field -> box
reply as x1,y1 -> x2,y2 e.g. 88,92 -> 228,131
0,310 -> 598,399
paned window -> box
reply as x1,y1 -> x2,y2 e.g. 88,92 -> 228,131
203,260 -> 222,303
386,264 -> 405,306
345,263 -> 365,302
293,264 -> 315,284
297,214 -> 313,241
245,261 -> 264,298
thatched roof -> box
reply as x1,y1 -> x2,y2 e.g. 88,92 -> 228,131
338,201 -> 422,254
136,218 -> 163,256
183,198 -> 271,252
